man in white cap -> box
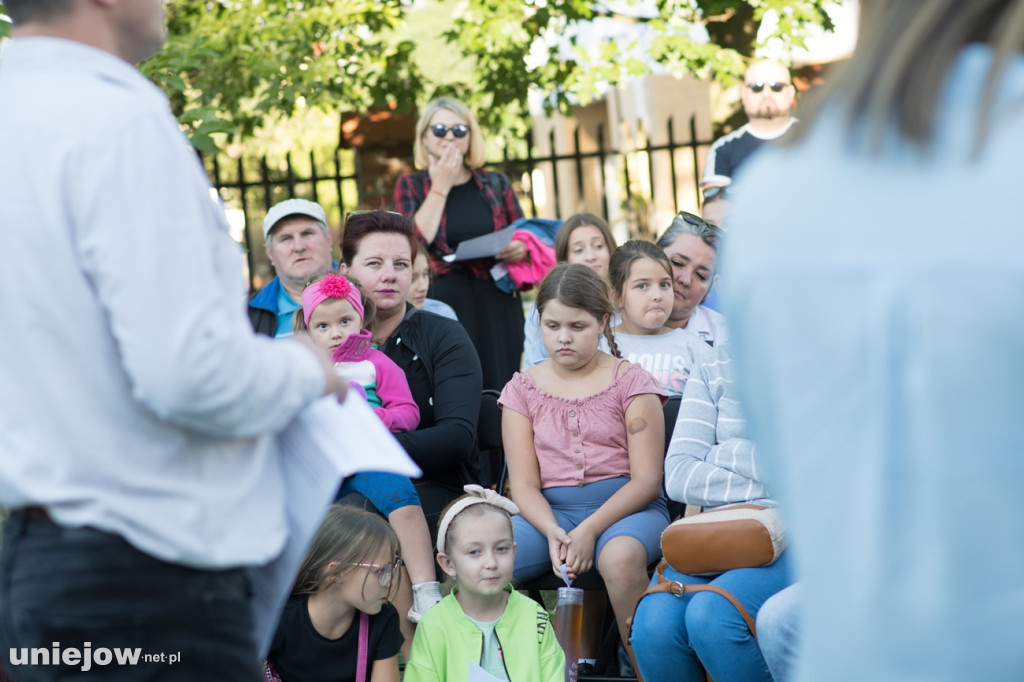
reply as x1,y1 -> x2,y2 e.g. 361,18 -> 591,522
248,198 -> 336,337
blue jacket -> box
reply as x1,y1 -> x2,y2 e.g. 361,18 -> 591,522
247,276 -> 282,337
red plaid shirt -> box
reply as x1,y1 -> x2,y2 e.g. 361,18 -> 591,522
393,168 -> 524,278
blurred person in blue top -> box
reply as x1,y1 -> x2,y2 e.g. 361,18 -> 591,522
724,1 -> 1024,679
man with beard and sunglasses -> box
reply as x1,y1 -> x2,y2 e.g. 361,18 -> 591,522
701,59 -> 798,211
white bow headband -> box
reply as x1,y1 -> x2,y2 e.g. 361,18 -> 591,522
436,484 -> 520,554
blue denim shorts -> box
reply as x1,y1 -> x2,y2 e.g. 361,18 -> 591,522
336,471 -> 421,517
511,476 -> 669,580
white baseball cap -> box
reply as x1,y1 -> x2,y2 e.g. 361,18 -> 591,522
262,199 -> 327,240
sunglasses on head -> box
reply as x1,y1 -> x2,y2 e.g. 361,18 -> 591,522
676,210 -> 722,233
746,82 -> 789,94
430,123 -> 470,139
343,209 -> 404,227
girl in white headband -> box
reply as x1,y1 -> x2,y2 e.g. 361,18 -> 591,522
403,485 -> 564,682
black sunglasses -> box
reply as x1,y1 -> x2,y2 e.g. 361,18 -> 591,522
746,82 -> 789,94
676,210 -> 722,233
430,123 -> 470,139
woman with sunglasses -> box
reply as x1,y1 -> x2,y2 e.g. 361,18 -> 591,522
267,505 -> 404,682
655,212 -> 728,347
394,97 -> 526,391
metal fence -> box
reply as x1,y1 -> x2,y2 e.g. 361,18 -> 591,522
207,115 -> 714,289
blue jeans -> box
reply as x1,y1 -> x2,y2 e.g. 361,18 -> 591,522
630,551 -> 793,682
0,510 -> 260,681
756,582 -> 801,682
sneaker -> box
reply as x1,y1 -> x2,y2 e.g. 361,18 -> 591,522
408,581 -> 442,622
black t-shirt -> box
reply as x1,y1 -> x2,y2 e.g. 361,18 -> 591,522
269,595 -> 402,682
445,178 -> 493,247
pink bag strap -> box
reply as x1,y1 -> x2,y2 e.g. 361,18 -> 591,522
356,611 -> 370,682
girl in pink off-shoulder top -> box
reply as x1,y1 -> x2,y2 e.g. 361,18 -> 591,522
498,263 -> 668,675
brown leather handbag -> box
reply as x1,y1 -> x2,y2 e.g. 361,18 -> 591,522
661,504 -> 786,577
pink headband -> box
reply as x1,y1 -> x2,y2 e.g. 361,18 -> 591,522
301,274 -> 364,327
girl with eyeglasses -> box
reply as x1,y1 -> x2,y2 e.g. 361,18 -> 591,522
655,212 -> 729,347
267,505 -> 404,682
394,97 -> 527,392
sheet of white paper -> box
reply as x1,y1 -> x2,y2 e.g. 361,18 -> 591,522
468,661 -> 504,682
442,226 -> 516,262
250,395 -> 422,656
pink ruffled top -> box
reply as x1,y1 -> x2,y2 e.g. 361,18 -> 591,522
498,361 -> 666,488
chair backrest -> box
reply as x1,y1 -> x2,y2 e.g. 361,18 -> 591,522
663,395 -> 682,454
477,389 -> 504,489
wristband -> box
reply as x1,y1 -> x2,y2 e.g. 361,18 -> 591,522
430,189 -> 448,199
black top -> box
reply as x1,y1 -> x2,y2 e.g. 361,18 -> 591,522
382,304 -> 483,487
269,595 -> 402,682
444,178 -> 493,248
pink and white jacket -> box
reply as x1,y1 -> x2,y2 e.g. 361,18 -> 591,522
331,329 -> 420,433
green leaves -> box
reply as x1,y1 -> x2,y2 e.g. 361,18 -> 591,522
135,0 -> 837,152
140,0 -> 422,150
447,0 -> 836,135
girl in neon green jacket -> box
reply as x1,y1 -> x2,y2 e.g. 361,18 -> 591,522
404,485 -> 565,682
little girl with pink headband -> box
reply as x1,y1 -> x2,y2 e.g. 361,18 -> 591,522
299,272 -> 418,431
296,272 -> 443,640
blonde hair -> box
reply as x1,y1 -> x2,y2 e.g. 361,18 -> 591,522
413,97 -> 487,170
802,1 -> 1024,150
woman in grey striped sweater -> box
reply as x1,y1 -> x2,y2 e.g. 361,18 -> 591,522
630,344 -> 794,682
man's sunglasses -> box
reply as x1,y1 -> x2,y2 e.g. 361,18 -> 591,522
746,82 -> 789,94
430,123 -> 470,139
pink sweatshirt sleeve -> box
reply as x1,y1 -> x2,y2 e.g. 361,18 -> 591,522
367,350 -> 420,433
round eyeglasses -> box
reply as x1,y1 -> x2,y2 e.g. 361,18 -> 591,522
430,123 -> 470,139
351,558 -> 403,587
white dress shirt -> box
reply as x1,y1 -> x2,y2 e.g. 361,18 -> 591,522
0,38 -> 324,569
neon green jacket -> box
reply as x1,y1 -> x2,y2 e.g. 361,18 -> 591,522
404,587 -> 565,682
